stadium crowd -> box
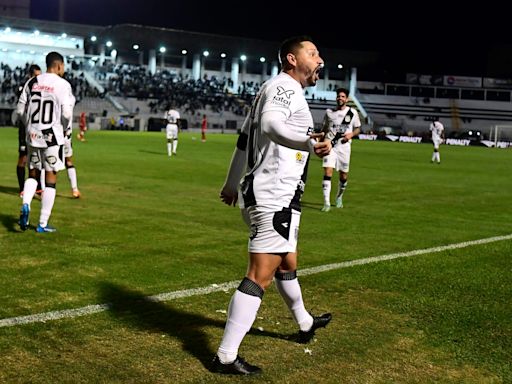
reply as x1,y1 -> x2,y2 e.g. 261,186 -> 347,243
1,62 -> 99,106
102,64 -> 257,116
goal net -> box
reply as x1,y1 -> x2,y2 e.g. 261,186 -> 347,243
489,125 -> 512,146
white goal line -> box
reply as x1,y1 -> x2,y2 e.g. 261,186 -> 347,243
1,233 -> 511,328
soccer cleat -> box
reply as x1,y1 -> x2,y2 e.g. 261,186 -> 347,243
19,203 -> 30,231
297,313 -> 332,344
320,204 -> 330,212
335,196 -> 343,208
72,189 -> 81,198
210,355 -> 262,375
36,224 -> 57,233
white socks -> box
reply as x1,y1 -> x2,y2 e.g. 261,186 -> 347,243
40,186 -> 56,227
275,277 -> 313,331
22,178 -> 38,206
167,143 -> 172,156
172,140 -> 178,154
67,167 -> 78,191
322,179 -> 331,205
217,290 -> 262,363
40,169 -> 46,190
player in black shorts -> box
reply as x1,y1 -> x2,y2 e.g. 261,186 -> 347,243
16,64 -> 42,197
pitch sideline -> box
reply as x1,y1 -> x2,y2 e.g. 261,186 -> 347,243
1,233 -> 511,328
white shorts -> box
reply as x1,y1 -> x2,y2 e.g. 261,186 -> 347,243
28,144 -> 65,173
323,143 -> 351,173
243,206 -> 301,254
433,138 -> 442,150
166,124 -> 178,139
63,135 -> 73,157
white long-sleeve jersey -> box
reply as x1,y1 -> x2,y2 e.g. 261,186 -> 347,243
237,72 -> 315,212
17,73 -> 74,148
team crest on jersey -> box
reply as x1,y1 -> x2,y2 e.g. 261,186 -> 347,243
344,114 -> 352,123
46,156 -> 57,165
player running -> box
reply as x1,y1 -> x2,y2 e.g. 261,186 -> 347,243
320,87 -> 361,211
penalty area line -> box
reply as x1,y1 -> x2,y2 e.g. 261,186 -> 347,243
1,233 -> 511,328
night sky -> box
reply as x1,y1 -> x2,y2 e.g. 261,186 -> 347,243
30,0 -> 512,77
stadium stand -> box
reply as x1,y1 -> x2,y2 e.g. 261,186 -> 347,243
1,15 -> 512,143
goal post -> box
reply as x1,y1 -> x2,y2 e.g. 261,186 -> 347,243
489,125 -> 512,147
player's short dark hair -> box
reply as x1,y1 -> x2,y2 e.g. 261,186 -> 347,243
336,87 -> 349,96
278,35 -> 314,67
28,64 -> 41,77
46,51 -> 64,69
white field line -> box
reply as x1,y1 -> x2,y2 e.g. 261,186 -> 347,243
1,233 -> 511,328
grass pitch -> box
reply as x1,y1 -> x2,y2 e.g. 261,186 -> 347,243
0,128 -> 511,383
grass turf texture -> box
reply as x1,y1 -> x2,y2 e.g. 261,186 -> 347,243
0,128 -> 510,383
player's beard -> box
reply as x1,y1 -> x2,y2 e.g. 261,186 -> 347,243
304,65 -> 322,87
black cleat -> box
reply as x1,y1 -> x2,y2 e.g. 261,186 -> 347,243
297,313 -> 332,344
210,355 -> 262,375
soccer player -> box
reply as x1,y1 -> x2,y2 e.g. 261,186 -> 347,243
201,114 -> 207,142
430,118 -> 444,164
213,36 -> 332,375
17,51 -> 75,233
320,87 -> 361,211
77,111 -> 87,142
15,64 -> 42,197
164,105 -> 180,156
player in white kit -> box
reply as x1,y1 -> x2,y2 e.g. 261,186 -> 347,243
164,106 -> 180,156
17,51 -> 75,233
430,118 -> 444,164
212,36 -> 332,375
320,87 -> 361,211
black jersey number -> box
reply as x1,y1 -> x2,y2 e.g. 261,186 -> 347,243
30,99 -> 54,125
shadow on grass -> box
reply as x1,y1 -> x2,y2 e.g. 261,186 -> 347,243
0,213 -> 23,232
138,149 -> 167,156
0,184 -> 19,197
99,282 -> 292,370
301,200 -> 324,210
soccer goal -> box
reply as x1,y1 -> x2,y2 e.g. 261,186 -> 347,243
489,125 -> 512,146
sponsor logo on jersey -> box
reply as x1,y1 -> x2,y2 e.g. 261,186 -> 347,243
276,86 -> 294,99
32,84 -> 54,92
333,124 -> 348,134
31,131 -> 54,143
271,86 -> 294,108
